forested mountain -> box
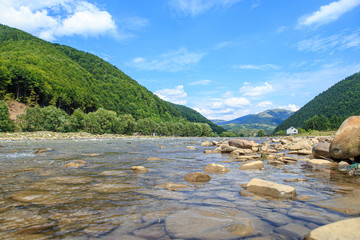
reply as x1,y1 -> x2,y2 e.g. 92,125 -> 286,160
218,109 -> 293,126
0,24 -> 224,133
274,71 -> 360,132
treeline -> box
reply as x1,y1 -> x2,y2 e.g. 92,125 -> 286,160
0,101 -> 216,136
274,114 -> 344,135
274,71 -> 360,132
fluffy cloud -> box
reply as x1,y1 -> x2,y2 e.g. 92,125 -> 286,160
128,48 -> 205,72
278,104 -> 299,112
0,0 -> 146,41
155,85 -> 187,105
169,0 -> 242,16
233,64 -> 280,71
298,0 -> 360,27
257,101 -> 273,107
240,82 -> 275,97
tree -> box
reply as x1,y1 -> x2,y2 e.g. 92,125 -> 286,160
0,101 -> 15,132
257,129 -> 265,137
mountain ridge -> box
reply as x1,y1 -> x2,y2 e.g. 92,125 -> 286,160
274,71 -> 360,132
0,24 -> 224,133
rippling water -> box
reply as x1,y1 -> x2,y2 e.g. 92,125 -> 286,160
0,137 -> 358,239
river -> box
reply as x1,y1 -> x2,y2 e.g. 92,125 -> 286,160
0,137 -> 358,239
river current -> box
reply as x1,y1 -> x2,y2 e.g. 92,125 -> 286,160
0,137 -> 358,239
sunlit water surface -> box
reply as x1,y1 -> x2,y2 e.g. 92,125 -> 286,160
0,137 -> 358,239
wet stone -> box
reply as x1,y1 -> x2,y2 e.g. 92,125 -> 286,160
0,210 -> 50,232
316,189 -> 360,215
99,170 -> 128,176
165,207 -> 272,240
156,183 -> 190,191
274,223 -> 310,239
11,190 -> 75,205
90,183 -> 138,193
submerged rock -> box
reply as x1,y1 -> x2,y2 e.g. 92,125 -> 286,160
165,207 -> 269,239
307,159 -> 336,167
204,163 -> 230,174
305,217 -> 360,240
64,160 -> 87,168
330,116 -> 360,160
90,183 -> 137,193
99,170 -> 128,176
184,172 -> 211,183
156,183 -> 190,191
246,178 -> 296,199
12,190 -> 74,205
34,148 -> 52,154
316,189 -> 360,215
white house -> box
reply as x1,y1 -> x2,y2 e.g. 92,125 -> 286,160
286,126 -> 298,135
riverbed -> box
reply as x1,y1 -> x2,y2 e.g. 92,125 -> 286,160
0,137 -> 359,239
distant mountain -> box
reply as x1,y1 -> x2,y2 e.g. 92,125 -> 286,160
274,71 -> 360,132
218,109 -> 293,126
0,24 -> 225,134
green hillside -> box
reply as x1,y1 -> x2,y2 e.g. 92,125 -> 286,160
0,24 -> 224,133
274,71 -> 360,132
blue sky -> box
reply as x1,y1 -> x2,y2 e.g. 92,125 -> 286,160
1,0 -> 360,120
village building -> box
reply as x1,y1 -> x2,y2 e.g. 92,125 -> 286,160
286,126 -> 298,135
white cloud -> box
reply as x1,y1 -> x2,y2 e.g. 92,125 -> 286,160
298,0 -> 360,27
169,0 -> 242,16
0,0 -> 147,41
240,82 -> 275,97
155,85 -> 187,105
189,79 -> 211,86
278,104 -> 299,112
233,64 -> 280,71
257,101 -> 273,107
297,30 -> 360,52
128,48 -> 205,72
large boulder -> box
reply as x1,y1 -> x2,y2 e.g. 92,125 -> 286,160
228,139 -> 253,149
204,163 -> 230,174
220,144 -> 238,153
330,116 -> 360,160
246,178 -> 296,199
312,142 -> 330,159
305,217 -> 360,240
287,139 -> 312,151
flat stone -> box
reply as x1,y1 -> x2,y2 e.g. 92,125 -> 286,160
165,207 -> 268,239
12,190 -> 74,205
316,189 -> 360,215
156,183 -> 190,191
34,148 -> 52,154
247,178 -> 296,199
204,163 -> 230,174
239,161 -> 264,170
147,157 -> 161,161
99,170 -> 128,176
307,159 -> 337,167
275,223 -> 310,239
90,183 -> 137,193
305,217 -> 360,240
284,178 -> 308,183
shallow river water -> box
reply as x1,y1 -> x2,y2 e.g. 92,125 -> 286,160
0,137 -> 359,239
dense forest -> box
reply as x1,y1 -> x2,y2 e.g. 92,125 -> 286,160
0,24 -> 224,134
274,71 -> 360,133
